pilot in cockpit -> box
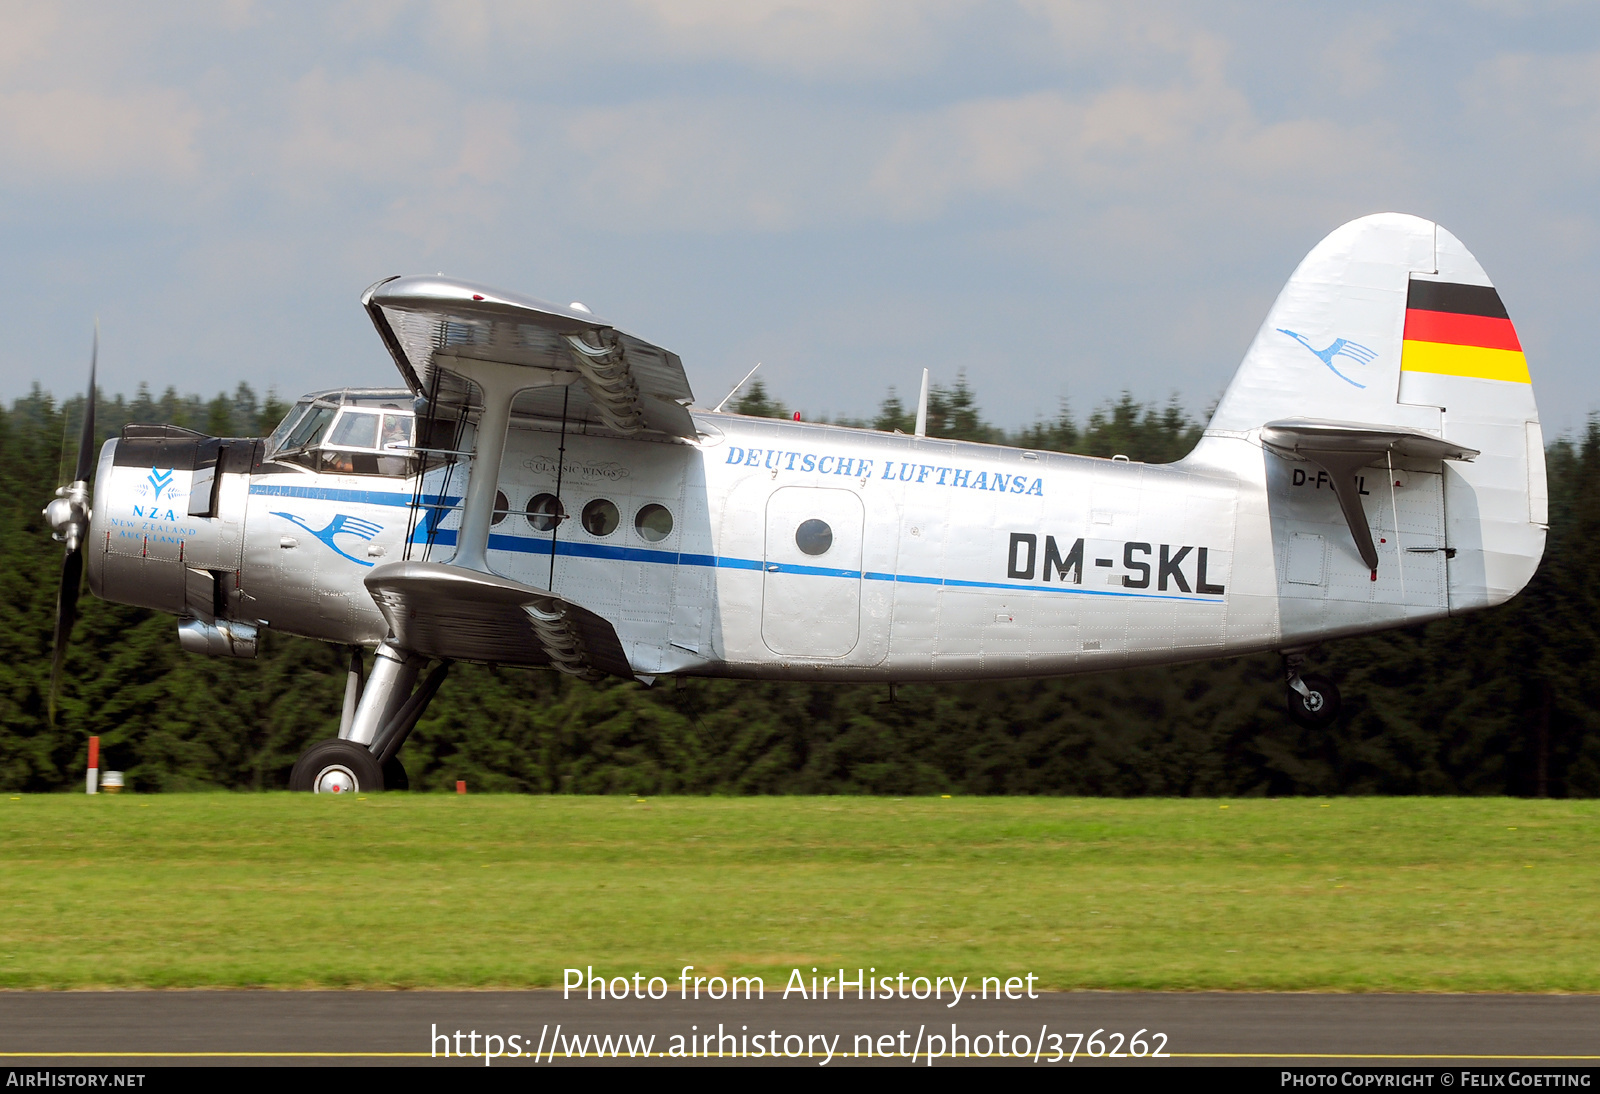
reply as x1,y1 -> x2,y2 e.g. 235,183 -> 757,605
380,412 -> 410,452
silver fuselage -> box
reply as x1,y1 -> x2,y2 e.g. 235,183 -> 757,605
87,407 -> 1520,682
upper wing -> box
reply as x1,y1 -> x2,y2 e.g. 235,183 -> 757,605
364,560 -> 638,680
362,275 -> 697,440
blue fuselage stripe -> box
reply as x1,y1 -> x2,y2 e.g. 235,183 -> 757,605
250,484 -> 459,508
433,530 -> 1215,602
253,484 -> 1219,603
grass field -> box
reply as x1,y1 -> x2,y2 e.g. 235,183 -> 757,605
1,794 -> 1595,992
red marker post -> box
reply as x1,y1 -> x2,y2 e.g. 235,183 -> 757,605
456,780 -> 467,795
86,736 -> 100,795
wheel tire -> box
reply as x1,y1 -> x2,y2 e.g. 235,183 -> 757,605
1286,673 -> 1341,729
381,756 -> 409,791
289,739 -> 384,794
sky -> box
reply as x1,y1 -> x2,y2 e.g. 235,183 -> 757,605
1,1 -> 1597,435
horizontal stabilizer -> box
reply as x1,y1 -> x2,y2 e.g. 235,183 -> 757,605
1260,419 -> 1477,578
1260,419 -> 1479,462
364,561 -> 636,680
362,276 -> 697,439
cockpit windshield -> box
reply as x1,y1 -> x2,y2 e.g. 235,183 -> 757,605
265,400 -> 311,455
265,390 -> 418,478
285,404 -> 337,451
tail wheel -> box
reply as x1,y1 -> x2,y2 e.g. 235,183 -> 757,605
1286,673 -> 1341,729
289,739 -> 384,793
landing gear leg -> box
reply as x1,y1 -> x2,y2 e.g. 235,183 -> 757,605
337,646 -> 365,739
343,642 -> 423,745
1283,650 -> 1341,728
370,661 -> 451,774
289,643 -> 448,792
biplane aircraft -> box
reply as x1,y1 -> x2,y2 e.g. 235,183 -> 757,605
43,213 -> 1546,792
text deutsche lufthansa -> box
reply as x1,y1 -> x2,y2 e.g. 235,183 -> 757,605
724,447 -> 1046,496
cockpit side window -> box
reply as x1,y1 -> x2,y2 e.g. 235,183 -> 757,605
328,409 -> 380,449
380,413 -> 412,451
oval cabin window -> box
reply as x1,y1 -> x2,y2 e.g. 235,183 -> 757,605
526,493 -> 564,532
635,504 -> 673,543
582,499 -> 620,537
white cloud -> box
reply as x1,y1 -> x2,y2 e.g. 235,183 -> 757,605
864,71 -> 1400,222
558,98 -> 887,232
259,62 -> 526,243
621,0 -> 964,76
0,3 -> 62,75
0,0 -> 1596,430
1316,14 -> 1397,98
418,0 -> 971,79
0,86 -> 203,183
1467,49 -> 1600,166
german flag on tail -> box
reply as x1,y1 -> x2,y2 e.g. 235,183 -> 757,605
1402,280 -> 1529,384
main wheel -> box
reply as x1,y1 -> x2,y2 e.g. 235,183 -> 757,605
289,739 -> 384,794
1286,673 -> 1341,729
381,756 -> 409,791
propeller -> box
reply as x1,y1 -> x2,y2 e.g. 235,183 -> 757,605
42,327 -> 97,723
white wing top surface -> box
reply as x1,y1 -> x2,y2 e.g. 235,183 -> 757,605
363,275 -> 697,440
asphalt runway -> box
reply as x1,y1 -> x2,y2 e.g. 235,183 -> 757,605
2,990 -> 1598,1067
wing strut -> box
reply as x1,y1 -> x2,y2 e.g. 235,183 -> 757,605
452,361 -> 574,574
549,385 -> 569,590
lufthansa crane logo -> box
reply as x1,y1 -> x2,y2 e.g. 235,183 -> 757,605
1278,329 -> 1377,389
272,512 -> 383,567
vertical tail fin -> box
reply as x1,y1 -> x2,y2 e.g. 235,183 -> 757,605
1197,213 -> 1544,614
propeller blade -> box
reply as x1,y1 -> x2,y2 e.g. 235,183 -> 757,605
49,549 -> 83,724
49,329 -> 97,724
73,326 -> 97,485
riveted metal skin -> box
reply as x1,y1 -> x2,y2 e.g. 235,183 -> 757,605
69,215 -> 1546,771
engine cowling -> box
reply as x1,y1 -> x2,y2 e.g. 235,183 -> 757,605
87,425 -> 262,656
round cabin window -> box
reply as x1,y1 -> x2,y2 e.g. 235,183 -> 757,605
795,518 -> 833,556
582,499 -> 620,537
492,490 -> 510,526
635,503 -> 673,543
526,493 -> 564,532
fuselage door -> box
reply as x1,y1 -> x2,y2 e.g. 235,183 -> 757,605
762,487 -> 864,658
